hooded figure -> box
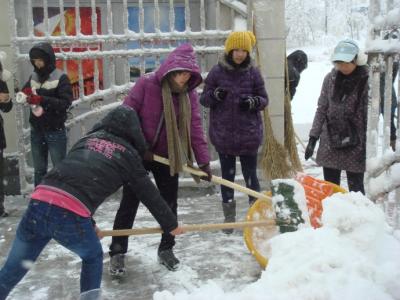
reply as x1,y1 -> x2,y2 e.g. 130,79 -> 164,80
0,106 -> 181,298
109,43 -> 211,273
200,31 -> 268,233
22,42 -> 73,186
287,50 -> 308,99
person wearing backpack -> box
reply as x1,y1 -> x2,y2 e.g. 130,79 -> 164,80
305,39 -> 368,194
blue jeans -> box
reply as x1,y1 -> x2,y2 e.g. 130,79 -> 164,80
218,153 -> 260,204
30,129 -> 67,186
0,200 -> 103,299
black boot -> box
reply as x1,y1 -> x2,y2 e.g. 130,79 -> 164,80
158,249 -> 180,271
222,200 -> 236,234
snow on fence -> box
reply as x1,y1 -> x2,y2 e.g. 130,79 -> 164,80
9,0 -> 248,193
366,1 -> 400,228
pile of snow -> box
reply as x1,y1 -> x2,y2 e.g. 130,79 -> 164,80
154,193 -> 400,300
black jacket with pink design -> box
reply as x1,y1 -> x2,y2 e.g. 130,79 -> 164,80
39,106 -> 178,233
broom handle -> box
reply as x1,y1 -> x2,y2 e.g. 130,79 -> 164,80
153,154 -> 271,203
100,220 -> 275,237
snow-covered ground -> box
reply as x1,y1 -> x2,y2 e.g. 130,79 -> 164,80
1,45 -> 400,300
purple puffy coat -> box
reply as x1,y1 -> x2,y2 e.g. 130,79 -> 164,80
200,57 -> 268,155
123,43 -> 210,165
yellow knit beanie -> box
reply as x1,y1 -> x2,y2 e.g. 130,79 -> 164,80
224,31 -> 256,54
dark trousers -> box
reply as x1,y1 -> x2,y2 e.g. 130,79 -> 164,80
109,161 -> 179,256
0,149 -> 4,213
30,129 -> 67,186
323,167 -> 365,194
218,153 -> 260,204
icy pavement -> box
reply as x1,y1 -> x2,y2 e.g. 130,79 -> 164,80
0,184 -> 268,299
0,138 -> 331,300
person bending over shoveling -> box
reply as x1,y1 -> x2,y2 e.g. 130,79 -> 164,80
0,106 -> 183,299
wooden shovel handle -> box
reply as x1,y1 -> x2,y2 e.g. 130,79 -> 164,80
153,154 -> 272,203
100,220 -> 276,237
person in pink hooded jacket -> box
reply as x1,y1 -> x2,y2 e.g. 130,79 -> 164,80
109,43 -> 211,273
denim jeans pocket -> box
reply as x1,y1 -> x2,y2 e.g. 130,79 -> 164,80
17,208 -> 40,241
53,212 -> 91,245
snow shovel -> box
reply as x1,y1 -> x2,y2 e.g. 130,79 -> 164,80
153,154 -> 272,203
100,219 -> 276,237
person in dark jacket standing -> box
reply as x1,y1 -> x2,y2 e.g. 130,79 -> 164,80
286,50 -> 308,99
0,106 -> 183,299
20,42 -> 73,186
0,52 -> 13,217
200,31 -> 268,234
305,39 -> 369,194
109,43 -> 211,273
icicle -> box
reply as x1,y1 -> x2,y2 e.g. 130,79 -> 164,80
122,0 -> 128,35
43,0 -> 49,37
91,0 -> 97,36
200,0 -> 205,32
59,0 -> 66,36
154,0 -> 161,35
75,0 -> 81,36
184,0 -> 191,32
27,0 -> 33,37
107,0 -> 113,35
169,0 -> 175,32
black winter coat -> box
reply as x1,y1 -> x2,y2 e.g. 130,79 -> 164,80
287,50 -> 308,99
0,80 -> 12,149
24,43 -> 73,131
39,106 -> 178,233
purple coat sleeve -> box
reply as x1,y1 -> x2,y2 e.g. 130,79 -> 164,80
200,65 -> 223,108
123,76 -> 146,111
189,90 -> 211,165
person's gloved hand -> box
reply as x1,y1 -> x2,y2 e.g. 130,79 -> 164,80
305,136 -> 318,160
27,94 -> 43,105
143,150 -> 154,162
199,163 -> 212,181
213,87 -> 227,101
22,87 -> 33,96
239,96 -> 260,111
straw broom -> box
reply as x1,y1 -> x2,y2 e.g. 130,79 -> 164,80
254,28 -> 302,179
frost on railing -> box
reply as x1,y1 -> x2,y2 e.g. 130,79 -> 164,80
9,0 -> 248,193
366,1 -> 400,229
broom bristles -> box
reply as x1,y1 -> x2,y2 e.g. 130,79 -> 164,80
261,108 -> 294,180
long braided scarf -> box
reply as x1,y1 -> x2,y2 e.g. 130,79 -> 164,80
162,78 -> 193,176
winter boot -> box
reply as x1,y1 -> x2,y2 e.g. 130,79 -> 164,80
222,200 -> 236,234
158,249 -> 180,271
109,253 -> 126,276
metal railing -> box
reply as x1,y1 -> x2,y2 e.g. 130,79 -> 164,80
9,0 -> 248,193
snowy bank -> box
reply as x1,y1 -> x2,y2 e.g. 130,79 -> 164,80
154,193 -> 400,300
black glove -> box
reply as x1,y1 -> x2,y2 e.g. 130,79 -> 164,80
199,163 -> 212,182
304,136 -> 318,160
213,87 -> 227,101
239,96 -> 260,111
143,150 -> 154,162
